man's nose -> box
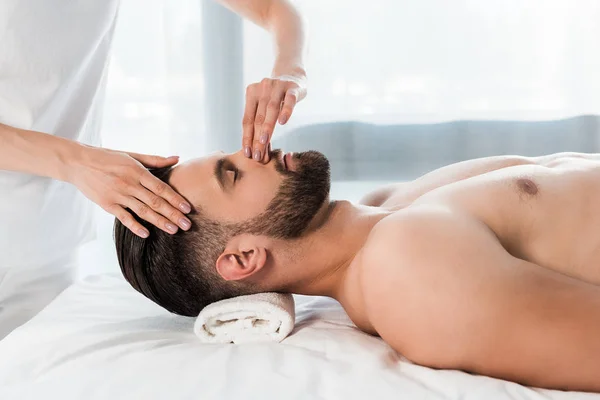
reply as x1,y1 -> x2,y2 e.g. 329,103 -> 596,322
231,149 -> 250,159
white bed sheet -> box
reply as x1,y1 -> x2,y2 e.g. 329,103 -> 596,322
0,274 -> 596,400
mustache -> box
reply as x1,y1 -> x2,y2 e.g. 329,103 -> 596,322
269,148 -> 290,175
269,148 -> 283,160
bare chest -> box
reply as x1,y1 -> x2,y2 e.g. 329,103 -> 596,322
384,163 -> 600,280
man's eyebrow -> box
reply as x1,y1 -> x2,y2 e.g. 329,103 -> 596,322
214,157 -> 226,190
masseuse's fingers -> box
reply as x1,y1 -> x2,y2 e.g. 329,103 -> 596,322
242,85 -> 258,159
126,151 -> 190,229
243,75 -> 306,162
260,96 -> 286,163
139,170 -> 192,223
280,88 -> 299,125
109,204 -> 150,239
125,197 -> 181,235
252,79 -> 272,163
70,146 -> 192,238
259,86 -> 301,163
133,187 -> 191,233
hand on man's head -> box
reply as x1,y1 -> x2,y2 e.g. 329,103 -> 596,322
68,147 -> 192,238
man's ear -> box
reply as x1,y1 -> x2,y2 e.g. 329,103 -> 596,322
215,239 -> 268,282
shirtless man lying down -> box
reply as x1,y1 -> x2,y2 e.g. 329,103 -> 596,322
114,149 -> 600,392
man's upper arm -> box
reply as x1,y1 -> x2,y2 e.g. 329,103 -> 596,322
364,207 -> 600,392
360,156 -> 533,207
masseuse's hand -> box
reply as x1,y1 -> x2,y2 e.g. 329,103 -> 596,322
69,147 -> 192,238
242,73 -> 307,163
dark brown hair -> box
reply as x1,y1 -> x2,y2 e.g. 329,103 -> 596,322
114,167 -> 250,317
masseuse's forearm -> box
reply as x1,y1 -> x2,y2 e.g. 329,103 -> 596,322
266,0 -> 307,78
0,123 -> 81,182
218,0 -> 307,77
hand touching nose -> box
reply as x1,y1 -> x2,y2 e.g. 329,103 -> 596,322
241,75 -> 307,163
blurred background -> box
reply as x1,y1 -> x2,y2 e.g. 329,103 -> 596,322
82,0 -> 600,275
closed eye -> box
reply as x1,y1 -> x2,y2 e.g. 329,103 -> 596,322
215,158 -> 240,190
230,166 -> 239,182
224,161 -> 239,183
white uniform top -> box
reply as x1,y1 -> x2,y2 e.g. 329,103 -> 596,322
0,0 -> 120,270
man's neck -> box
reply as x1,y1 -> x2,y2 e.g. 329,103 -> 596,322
280,200 -> 391,298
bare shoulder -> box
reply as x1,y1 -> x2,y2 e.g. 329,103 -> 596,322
359,205 -> 473,317
358,204 -> 600,391
361,205 -> 485,273
359,206 -> 502,363
358,183 -> 403,207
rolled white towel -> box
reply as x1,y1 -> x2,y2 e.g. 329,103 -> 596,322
194,293 -> 295,344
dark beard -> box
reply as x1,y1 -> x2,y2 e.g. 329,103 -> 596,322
235,149 -> 331,239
